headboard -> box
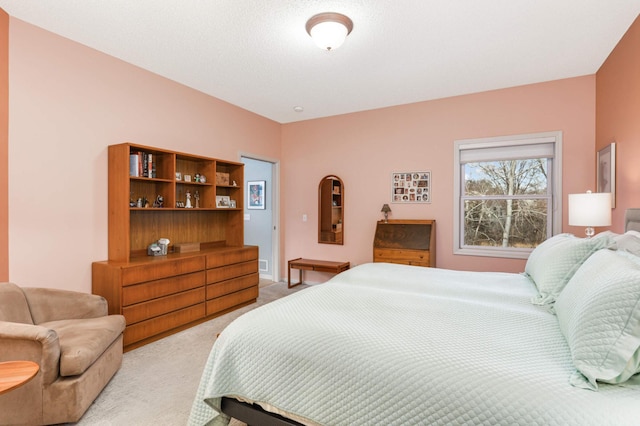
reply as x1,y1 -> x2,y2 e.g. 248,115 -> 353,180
624,208 -> 640,232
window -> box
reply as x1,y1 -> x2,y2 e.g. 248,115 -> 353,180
453,132 -> 562,259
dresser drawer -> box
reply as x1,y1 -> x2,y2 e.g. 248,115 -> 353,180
121,256 -> 205,286
123,287 -> 205,325
206,286 -> 258,316
206,260 -> 258,284
122,271 -> 205,306
205,246 -> 258,268
206,273 -> 258,300
374,248 -> 431,266
124,303 -> 205,347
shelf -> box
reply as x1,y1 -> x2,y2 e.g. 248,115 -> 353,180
107,142 -> 246,262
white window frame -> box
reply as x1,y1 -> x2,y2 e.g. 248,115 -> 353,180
453,131 -> 562,259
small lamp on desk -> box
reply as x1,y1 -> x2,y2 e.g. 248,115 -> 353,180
568,190 -> 612,238
381,204 -> 392,223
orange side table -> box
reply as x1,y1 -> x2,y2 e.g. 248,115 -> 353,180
0,361 -> 39,395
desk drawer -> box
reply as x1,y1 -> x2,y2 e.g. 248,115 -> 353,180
122,256 -> 205,286
206,260 -> 258,284
206,246 -> 258,268
122,271 -> 205,306
374,248 -> 431,266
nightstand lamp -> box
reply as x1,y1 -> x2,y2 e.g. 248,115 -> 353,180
568,190 -> 611,238
381,204 -> 392,223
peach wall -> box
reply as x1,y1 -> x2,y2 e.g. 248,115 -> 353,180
0,9 -> 7,281
596,14 -> 640,228
282,76 -> 596,276
7,18 -> 281,292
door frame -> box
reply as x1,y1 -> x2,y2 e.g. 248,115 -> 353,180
239,152 -> 280,282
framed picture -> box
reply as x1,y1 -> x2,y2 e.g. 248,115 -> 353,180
597,143 -> 616,208
391,171 -> 431,203
247,181 -> 266,209
216,195 -> 230,208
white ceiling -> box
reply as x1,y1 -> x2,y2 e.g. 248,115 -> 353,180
1,1 -> 639,124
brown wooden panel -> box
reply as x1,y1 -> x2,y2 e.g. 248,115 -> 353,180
91,262 -> 123,315
206,260 -> 258,284
374,248 -> 430,263
124,303 -> 205,346
121,256 -> 205,286
122,271 -> 205,306
206,246 -> 258,268
206,273 -> 258,300
374,222 -> 432,250
206,286 -> 258,316
123,287 -> 205,325
129,210 -> 230,254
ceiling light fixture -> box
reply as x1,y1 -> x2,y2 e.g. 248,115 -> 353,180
306,12 -> 353,51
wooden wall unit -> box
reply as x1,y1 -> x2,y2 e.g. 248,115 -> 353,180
373,219 -> 436,267
93,143 -> 258,350
318,176 -> 343,244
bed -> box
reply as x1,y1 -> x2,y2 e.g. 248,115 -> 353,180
189,211 -> 640,426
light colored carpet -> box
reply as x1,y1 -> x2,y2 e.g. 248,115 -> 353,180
70,281 -> 308,426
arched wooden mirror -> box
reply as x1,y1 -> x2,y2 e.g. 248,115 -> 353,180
318,175 -> 344,244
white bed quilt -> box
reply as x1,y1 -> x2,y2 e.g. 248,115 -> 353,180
189,263 -> 640,425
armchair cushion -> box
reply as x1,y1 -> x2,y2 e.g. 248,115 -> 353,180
0,282 -> 34,324
23,287 -> 108,323
41,315 -> 126,376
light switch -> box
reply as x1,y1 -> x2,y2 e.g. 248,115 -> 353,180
244,214 -> 250,221
302,214 -> 308,222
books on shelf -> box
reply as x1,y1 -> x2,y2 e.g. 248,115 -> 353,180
129,154 -> 139,177
129,151 -> 156,178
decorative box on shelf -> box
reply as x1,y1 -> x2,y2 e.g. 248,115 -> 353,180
216,172 -> 230,185
174,242 -> 201,253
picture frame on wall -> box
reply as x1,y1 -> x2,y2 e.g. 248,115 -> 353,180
391,171 -> 431,203
247,180 -> 266,210
597,142 -> 616,208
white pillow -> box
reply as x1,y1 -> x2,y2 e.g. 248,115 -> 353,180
525,233 -> 609,306
555,249 -> 640,390
612,231 -> 640,257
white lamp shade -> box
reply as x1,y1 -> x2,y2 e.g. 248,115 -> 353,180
568,192 -> 612,226
309,21 -> 349,50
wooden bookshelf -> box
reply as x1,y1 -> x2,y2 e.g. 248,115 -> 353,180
93,142 -> 258,349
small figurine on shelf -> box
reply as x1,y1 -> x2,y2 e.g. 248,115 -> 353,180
153,195 -> 164,208
200,175 -> 206,183
232,180 -> 237,187
185,191 -> 193,208
195,173 -> 201,183
194,191 -> 200,209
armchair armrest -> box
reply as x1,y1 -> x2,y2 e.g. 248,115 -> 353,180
0,321 -> 61,386
22,288 -> 108,324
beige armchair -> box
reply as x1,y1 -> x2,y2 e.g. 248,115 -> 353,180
0,282 -> 125,425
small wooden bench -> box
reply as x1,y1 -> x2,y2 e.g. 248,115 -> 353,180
287,258 -> 350,288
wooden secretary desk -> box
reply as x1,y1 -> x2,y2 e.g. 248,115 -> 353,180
373,219 -> 436,267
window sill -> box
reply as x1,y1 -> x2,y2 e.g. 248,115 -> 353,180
454,247 -> 532,260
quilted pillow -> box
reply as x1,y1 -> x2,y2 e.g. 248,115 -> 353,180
612,231 -> 640,256
525,233 -> 609,306
555,249 -> 640,390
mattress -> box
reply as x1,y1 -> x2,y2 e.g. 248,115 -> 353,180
189,262 -> 640,425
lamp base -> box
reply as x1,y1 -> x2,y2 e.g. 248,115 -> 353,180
584,226 -> 595,238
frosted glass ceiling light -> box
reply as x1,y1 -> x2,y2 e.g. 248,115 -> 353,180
306,12 -> 353,51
